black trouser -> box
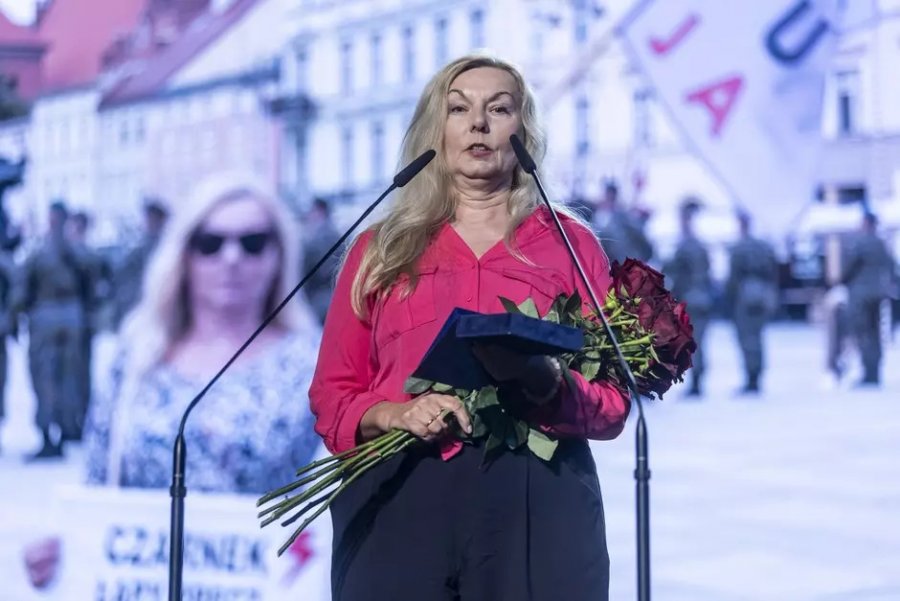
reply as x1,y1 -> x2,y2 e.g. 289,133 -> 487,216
853,298 -> 883,382
331,438 -> 610,601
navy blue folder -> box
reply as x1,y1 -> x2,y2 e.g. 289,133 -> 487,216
410,308 -> 584,390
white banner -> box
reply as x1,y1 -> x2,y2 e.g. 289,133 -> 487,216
13,485 -> 331,600
619,0 -> 838,234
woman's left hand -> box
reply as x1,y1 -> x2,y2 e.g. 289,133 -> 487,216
472,344 -> 564,405
471,343 -> 531,382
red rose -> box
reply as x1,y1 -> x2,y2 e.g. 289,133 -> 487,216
610,259 -> 696,398
611,258 -> 666,301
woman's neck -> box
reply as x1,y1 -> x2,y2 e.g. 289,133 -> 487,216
452,183 -> 512,232
185,307 -> 267,346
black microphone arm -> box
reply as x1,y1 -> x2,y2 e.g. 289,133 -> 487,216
509,134 -> 652,601
167,148 -> 436,601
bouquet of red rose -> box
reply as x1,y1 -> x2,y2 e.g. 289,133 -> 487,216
258,259 -> 695,555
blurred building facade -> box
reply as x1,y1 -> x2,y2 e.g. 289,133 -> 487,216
0,0 -> 291,243
0,0 -> 899,253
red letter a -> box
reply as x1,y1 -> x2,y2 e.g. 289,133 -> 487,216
685,75 -> 744,137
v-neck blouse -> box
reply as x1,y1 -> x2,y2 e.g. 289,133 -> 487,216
309,207 -> 630,455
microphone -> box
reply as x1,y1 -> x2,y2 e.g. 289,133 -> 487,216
394,149 -> 436,187
509,134 -> 652,601
167,148 -> 436,600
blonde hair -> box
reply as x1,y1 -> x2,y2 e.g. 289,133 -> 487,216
120,171 -> 302,380
350,53 -> 574,316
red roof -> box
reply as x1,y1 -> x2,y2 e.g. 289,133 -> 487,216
0,9 -> 44,47
38,0 -> 148,93
101,0 -> 261,107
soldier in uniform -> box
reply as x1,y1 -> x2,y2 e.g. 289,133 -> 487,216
841,212 -> 895,386
301,197 -> 341,324
0,156 -> 24,453
664,199 -> 714,397
112,197 -> 168,329
726,212 -> 779,394
592,180 -> 654,264
0,250 -> 15,452
12,201 -> 90,459
67,211 -> 112,429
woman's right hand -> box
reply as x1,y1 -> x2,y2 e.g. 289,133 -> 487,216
23,537 -> 61,590
362,394 -> 472,441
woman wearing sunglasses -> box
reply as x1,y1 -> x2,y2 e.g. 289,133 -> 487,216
81,172 -> 323,492
24,173 -> 324,590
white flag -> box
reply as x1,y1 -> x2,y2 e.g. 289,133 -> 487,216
619,0 -> 838,234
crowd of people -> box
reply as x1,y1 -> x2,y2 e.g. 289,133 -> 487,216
569,181 -> 896,397
0,176 -> 338,468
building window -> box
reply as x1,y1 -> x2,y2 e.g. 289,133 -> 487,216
835,69 -> 859,136
341,124 -> 354,189
371,121 -> 384,183
574,0 -> 588,45
470,9 -> 485,49
633,88 -> 655,147
575,96 -> 590,157
296,45 -> 309,91
370,33 -> 383,87
119,119 -> 129,146
135,117 -> 145,144
402,24 -> 415,82
435,16 -> 448,67
340,39 -> 353,93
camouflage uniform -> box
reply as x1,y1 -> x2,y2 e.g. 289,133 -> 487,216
13,235 -> 90,445
72,241 -> 112,424
842,230 -> 894,384
726,236 -> 779,392
112,234 -> 160,330
664,236 -> 713,396
301,219 -> 342,324
593,207 -> 654,264
0,252 -> 16,425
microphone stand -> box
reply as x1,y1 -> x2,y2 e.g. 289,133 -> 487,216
510,135 -> 651,601
167,149 -> 436,600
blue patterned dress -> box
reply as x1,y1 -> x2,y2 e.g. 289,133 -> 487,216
84,331 -> 322,494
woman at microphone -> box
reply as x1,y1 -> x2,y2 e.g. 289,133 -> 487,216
311,54 -> 630,601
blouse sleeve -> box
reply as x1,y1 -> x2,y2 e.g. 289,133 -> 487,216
308,231 -> 387,454
529,224 -> 631,441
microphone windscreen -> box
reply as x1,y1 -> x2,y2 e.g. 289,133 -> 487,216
393,149 -> 437,187
509,134 -> 536,174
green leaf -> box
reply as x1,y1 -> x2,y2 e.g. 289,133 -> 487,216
518,297 -> 539,318
403,376 -> 433,394
469,415 -> 488,438
499,297 -> 521,314
504,418 -> 522,450
527,428 -> 559,461
544,306 -> 560,323
431,382 -> 454,393
513,418 -> 530,447
471,386 -> 500,410
564,291 -> 582,316
486,431 -> 504,453
580,360 -> 601,381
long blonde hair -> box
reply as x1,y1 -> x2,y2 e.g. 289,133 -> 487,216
120,171 -> 303,380
351,53 -> 570,316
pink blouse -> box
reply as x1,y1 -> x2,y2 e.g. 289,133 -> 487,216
309,207 -> 631,456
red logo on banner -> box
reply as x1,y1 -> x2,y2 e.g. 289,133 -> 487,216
648,13 -> 700,56
281,531 -> 315,586
684,75 -> 744,137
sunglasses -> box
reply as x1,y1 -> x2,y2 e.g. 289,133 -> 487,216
190,230 -> 275,256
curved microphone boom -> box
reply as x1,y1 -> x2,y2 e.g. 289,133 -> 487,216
510,134 -> 652,601
167,149 -> 436,601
